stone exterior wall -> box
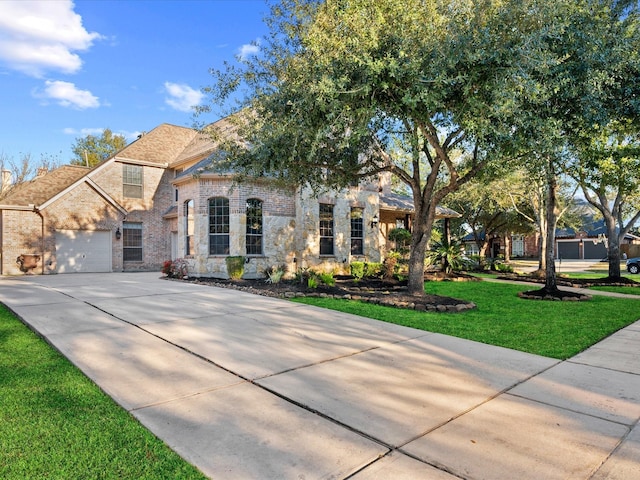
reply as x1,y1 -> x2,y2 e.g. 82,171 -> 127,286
176,175 -> 383,280
296,186 -> 381,274
177,176 -> 299,278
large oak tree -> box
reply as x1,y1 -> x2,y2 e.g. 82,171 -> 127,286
200,0 -> 638,296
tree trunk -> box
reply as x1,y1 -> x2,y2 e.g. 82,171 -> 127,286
543,165 -> 559,292
406,197 -> 436,295
536,206 -> 547,275
407,228 -> 429,295
504,234 -> 511,263
604,213 -> 621,278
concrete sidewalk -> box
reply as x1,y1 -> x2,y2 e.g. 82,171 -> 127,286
1,272 -> 639,479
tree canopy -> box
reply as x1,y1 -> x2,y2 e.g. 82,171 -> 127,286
70,129 -> 127,168
200,0 -> 640,295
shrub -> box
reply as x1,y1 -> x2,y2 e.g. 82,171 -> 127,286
495,262 -> 514,273
364,262 -> 382,278
383,252 -> 400,279
161,260 -> 173,276
318,272 -> 336,286
350,261 -> 365,280
307,275 -> 319,289
388,228 -> 411,248
225,256 -> 245,280
265,265 -> 286,284
426,240 -> 470,273
162,258 -> 189,279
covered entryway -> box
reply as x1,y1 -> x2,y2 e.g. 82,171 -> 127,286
55,230 -> 112,273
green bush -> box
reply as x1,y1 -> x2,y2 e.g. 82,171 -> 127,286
225,256 -> 245,280
495,262 -> 514,273
365,262 -> 383,277
307,275 -> 319,289
388,228 -> 411,247
350,261 -> 365,280
319,272 -> 336,286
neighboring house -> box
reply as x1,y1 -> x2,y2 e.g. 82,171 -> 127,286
555,216 -> 640,260
462,232 -> 538,260
461,215 -> 640,261
0,119 -> 459,277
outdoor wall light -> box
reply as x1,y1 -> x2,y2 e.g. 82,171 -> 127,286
370,214 -> 379,228
115,227 -> 121,240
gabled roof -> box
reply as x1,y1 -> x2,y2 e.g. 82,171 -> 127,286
379,192 -> 461,219
172,116 -> 239,167
0,165 -> 90,207
115,123 -> 199,165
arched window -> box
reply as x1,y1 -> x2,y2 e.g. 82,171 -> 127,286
184,199 -> 194,256
209,197 -> 229,255
246,198 -> 263,255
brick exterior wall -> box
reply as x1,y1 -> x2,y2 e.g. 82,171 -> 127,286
1,209 -> 43,275
1,160 -> 175,275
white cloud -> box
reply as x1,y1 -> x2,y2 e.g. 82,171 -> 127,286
39,80 -> 100,109
238,41 -> 260,61
0,0 -> 102,77
164,82 -> 204,112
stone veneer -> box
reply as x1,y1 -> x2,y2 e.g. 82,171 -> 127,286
176,177 -> 383,279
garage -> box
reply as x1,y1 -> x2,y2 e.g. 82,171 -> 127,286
557,240 -> 580,259
583,239 -> 607,260
55,230 -> 112,273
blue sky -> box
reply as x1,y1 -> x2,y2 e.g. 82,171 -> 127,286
0,0 -> 270,164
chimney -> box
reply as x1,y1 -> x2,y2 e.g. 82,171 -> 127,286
36,167 -> 48,178
1,169 -> 11,192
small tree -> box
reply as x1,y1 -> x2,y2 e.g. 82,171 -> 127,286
70,128 -> 127,167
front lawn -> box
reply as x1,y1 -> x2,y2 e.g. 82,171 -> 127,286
589,285 -> 640,296
292,280 -> 640,359
0,305 -> 206,480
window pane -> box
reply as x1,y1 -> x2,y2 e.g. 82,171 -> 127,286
246,198 -> 262,255
351,207 -> 363,255
319,204 -> 334,255
123,165 -> 143,199
123,222 -> 142,262
320,237 -> 334,255
184,200 -> 194,256
209,197 -> 229,255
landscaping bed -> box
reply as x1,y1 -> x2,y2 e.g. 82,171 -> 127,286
184,274 -> 478,312
497,273 -> 639,301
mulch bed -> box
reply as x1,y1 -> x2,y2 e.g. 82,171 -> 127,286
182,274 -> 478,313
498,273 -> 639,302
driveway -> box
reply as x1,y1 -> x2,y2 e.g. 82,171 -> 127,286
1,272 -> 639,479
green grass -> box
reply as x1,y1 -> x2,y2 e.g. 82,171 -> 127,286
293,280 -> 640,359
590,285 -> 640,295
0,305 -> 206,480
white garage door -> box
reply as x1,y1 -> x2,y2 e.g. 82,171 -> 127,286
55,230 -> 112,273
